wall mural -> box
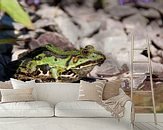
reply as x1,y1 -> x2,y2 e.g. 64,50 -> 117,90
7,41 -> 163,113
0,0 -> 163,113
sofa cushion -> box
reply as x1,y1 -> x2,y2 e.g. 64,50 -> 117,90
103,80 -> 121,100
10,78 -> 35,88
0,81 -> 13,101
78,80 -> 106,102
55,101 -> 112,117
1,88 -> 34,103
10,78 -> 37,100
0,81 -> 12,89
0,101 -> 54,117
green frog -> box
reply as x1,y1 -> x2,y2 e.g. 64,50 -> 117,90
15,44 -> 105,82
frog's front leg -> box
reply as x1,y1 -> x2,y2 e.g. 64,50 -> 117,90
50,67 -> 63,81
50,68 -> 59,80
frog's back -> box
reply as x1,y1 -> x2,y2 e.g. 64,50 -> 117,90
19,44 -> 78,60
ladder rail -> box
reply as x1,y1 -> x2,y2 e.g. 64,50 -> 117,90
130,34 -> 135,126
146,36 -> 157,125
130,34 -> 134,102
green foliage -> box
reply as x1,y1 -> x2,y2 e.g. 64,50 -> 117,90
0,0 -> 34,30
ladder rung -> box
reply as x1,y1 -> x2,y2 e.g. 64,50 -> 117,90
133,75 -> 145,78
133,61 -> 149,63
133,90 -> 152,93
132,73 -> 150,77
133,72 -> 146,75
135,106 -> 153,109
133,48 -> 147,51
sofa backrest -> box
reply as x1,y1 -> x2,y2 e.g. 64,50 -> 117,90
35,82 -> 79,105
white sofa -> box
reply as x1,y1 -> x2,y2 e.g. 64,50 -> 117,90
0,82 -> 132,130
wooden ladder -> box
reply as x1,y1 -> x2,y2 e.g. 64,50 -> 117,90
130,34 -> 157,125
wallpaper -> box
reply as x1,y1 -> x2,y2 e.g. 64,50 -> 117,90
0,0 -> 163,113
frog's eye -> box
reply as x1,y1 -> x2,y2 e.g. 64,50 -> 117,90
81,49 -> 89,55
72,57 -> 78,63
85,45 -> 94,50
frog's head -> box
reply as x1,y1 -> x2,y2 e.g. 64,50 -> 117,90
68,45 -> 105,69
59,45 -> 105,81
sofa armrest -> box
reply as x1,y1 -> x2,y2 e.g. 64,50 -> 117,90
121,101 -> 133,123
118,101 -> 134,129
